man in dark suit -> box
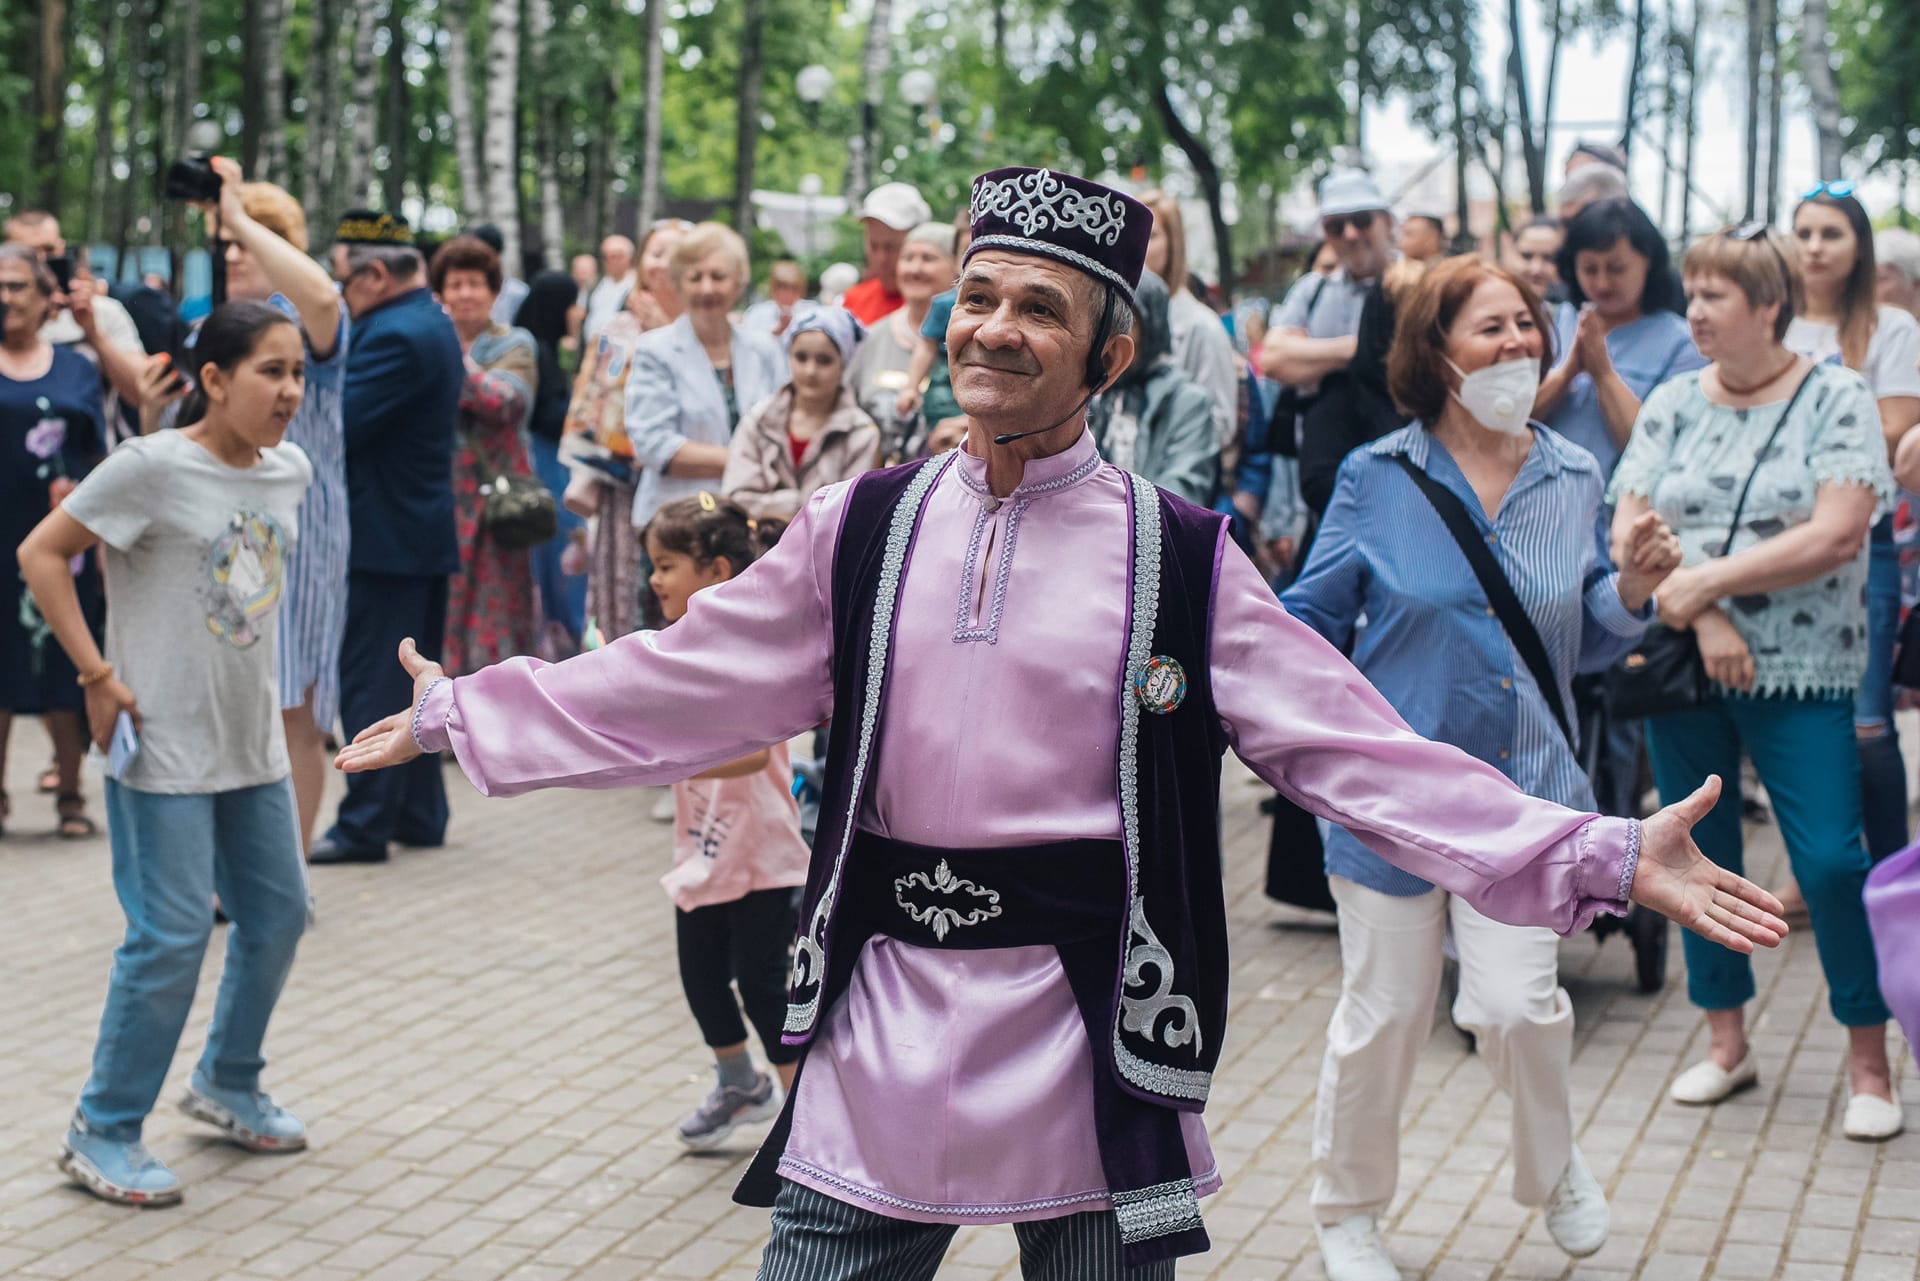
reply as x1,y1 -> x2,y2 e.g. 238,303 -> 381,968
311,210 -> 464,864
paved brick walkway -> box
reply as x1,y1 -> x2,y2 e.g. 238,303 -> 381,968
0,721 -> 1914,1281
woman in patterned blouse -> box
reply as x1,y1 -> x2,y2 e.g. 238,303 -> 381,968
1608,225 -> 1902,1140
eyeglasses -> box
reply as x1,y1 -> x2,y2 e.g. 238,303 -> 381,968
1800,180 -> 1858,201
0,280 -> 35,296
1321,210 -> 1376,237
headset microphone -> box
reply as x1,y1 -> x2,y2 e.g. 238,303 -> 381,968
993,390 -> 1096,447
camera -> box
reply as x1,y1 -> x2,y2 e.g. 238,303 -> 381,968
164,154 -> 223,203
46,254 -> 75,293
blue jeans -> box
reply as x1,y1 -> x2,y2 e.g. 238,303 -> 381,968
1856,516 -> 1908,861
528,433 -> 586,644
1644,694 -> 1889,1026
79,779 -> 308,1140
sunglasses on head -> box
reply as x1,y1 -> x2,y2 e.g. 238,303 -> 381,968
1727,220 -> 1794,282
1322,210 -> 1376,237
1799,180 -> 1857,201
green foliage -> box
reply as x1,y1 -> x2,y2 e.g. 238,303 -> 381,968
1831,0 -> 1920,170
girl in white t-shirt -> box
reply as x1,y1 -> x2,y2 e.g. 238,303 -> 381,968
1783,189 -> 1920,892
18,301 -> 316,1207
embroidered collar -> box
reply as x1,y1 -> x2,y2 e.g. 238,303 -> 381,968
953,427 -> 1105,502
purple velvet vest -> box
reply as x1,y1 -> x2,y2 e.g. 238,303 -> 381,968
734,454 -> 1233,1264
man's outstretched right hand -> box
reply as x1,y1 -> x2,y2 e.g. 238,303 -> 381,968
334,638 -> 445,774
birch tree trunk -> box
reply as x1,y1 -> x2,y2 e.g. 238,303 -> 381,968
1742,0 -> 1761,219
637,0 -> 665,231
343,0 -> 381,208
1762,0 -> 1782,223
1621,0 -> 1649,161
446,0 -> 485,220
1679,0 -> 1701,239
87,0 -> 121,245
732,0 -> 766,235
117,0 -> 151,269
1505,0 -> 1545,213
845,0 -> 892,202
301,0 -> 342,223
243,0 -> 264,172
33,0 -> 71,213
163,0 -> 203,295
382,1 -> 409,213
261,0 -> 288,184
529,0 -> 565,261
1540,0 -> 1563,184
1801,0 -> 1843,181
483,0 -> 522,270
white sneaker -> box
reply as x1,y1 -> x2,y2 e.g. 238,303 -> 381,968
1315,1215 -> 1401,1281
1668,1054 -> 1758,1105
1842,1092 -> 1904,1141
1544,1146 -> 1609,1257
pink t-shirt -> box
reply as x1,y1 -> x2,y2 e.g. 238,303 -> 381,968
663,741 -> 811,911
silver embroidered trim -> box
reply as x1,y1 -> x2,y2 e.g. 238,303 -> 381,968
972,168 -> 1132,244
1616,818 -> 1641,905
1111,472 -> 1211,1104
952,452 -> 1104,645
410,677 -> 450,753
1111,1177 -> 1204,1243
894,859 -> 1004,941
967,234 -> 1135,301
786,456 -> 952,1035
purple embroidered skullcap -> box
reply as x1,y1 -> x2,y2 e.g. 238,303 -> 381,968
784,305 -> 865,365
963,167 -> 1152,306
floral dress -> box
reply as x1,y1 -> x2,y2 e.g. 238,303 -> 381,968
444,325 -> 539,676
1,346 -> 104,714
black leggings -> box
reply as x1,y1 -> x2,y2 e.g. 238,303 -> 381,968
674,888 -> 802,1065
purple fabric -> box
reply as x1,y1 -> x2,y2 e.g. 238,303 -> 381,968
411,428 -> 1638,1225
965,167 -> 1152,304
1865,841 -> 1920,1068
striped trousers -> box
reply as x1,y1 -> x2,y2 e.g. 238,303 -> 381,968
756,1181 -> 1178,1280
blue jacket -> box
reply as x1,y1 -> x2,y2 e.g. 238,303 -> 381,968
343,286 -> 464,576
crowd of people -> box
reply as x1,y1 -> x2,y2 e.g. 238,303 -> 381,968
0,141 -> 1913,1281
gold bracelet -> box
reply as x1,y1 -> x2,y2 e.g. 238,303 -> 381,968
76,663 -> 114,688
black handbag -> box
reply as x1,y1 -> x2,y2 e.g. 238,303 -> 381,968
1390,454 -> 1577,749
1606,368 -> 1814,719
467,433 -> 558,551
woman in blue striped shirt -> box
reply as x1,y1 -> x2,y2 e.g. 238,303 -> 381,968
1283,257 -> 1682,1281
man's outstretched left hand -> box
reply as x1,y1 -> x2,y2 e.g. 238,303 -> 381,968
1631,775 -> 1787,953
334,638 -> 445,775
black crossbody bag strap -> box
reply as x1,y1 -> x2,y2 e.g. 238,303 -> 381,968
1717,367 -> 1815,558
1390,453 -> 1576,749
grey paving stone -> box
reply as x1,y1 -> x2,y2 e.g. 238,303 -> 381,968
1,731 -> 1913,1280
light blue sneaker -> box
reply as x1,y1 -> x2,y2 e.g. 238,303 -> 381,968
58,1112 -> 183,1207
179,1074 -> 308,1153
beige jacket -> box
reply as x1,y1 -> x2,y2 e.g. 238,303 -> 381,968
722,385 -> 882,520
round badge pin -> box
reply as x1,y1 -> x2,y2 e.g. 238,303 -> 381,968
1132,655 -> 1188,715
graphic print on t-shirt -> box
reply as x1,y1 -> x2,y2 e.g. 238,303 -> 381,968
204,510 -> 289,649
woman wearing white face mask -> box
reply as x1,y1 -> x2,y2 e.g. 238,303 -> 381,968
1283,257 -> 1682,1281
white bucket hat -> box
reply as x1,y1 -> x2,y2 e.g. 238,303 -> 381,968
1317,169 -> 1390,220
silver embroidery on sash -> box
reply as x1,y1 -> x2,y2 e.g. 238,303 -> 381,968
786,455 -> 953,1034
1111,1177 -> 1204,1243
1111,472 -> 1212,1103
970,167 -> 1130,246
894,859 -> 1004,941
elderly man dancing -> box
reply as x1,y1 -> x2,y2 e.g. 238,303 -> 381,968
340,168 -> 1783,1280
